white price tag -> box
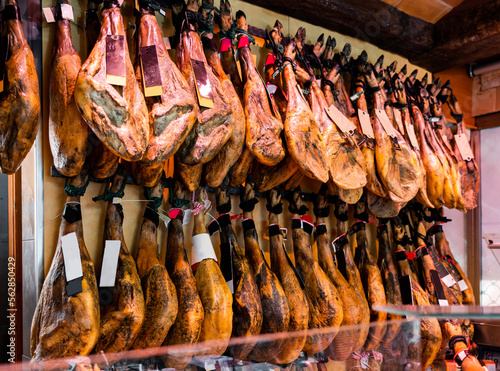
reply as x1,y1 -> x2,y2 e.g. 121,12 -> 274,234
191,233 -> 218,267
99,240 -> 121,287
442,274 -> 457,288
204,360 -> 216,370
458,279 -> 469,291
375,109 -> 397,137
42,7 -> 56,23
358,109 -> 374,138
183,209 -> 193,226
61,232 -> 83,282
438,299 -> 449,306
163,37 -> 171,50
325,104 -> 357,134
60,3 -> 74,20
113,197 -> 122,204
454,133 -> 475,160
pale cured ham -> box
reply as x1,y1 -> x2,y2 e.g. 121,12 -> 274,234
75,1 -> 149,161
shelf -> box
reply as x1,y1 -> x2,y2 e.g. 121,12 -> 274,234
373,304 -> 500,319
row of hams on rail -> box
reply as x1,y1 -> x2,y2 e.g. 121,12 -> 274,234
1,0 -> 479,220
31,167 -> 480,370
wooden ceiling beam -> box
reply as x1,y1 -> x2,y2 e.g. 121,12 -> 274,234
410,0 -> 500,72
242,0 -> 433,60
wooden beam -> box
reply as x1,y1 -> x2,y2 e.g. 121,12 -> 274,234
242,0 -> 433,60
475,112 -> 500,130
7,171 -> 23,363
411,0 -> 500,72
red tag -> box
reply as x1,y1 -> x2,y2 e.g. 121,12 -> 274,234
406,251 -> 417,261
230,213 -> 243,220
219,38 -> 232,53
169,209 -> 181,219
265,53 -> 277,67
237,36 -> 249,49
301,215 -> 313,224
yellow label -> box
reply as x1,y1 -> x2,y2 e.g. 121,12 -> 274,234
106,74 -> 126,86
144,85 -> 162,97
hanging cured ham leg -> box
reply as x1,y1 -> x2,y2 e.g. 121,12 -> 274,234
31,168 -> 99,361
203,35 -> 245,187
162,182 -> 203,370
267,189 -> 307,364
49,12 -> 88,177
241,178 -> 290,362
392,217 -> 442,370
215,186 -> 262,359
132,5 -> 197,186
131,179 -> 178,350
95,166 -> 145,355
376,222 -> 402,346
238,30 -> 285,166
352,196 -> 387,351
75,0 -> 149,161
191,188 -> 233,358
314,185 -> 362,361
0,0 -> 40,174
364,66 -> 419,202
175,2 -> 234,166
289,187 -> 343,354
333,199 -> 370,352
283,43 -> 328,182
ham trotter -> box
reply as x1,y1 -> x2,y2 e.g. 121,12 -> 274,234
75,0 -> 149,161
0,0 -> 40,174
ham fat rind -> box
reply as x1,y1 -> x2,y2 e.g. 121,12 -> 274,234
75,4 -> 149,162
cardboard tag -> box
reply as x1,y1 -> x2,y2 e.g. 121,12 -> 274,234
326,104 -> 357,134
0,36 -> 9,94
42,7 -> 56,23
163,37 -> 171,50
60,3 -> 74,20
182,209 -> 193,226
406,122 -> 420,150
430,269 -> 449,306
99,240 -> 121,287
399,275 -> 414,305
159,213 -> 171,227
61,232 -> 83,296
140,45 -> 162,97
455,133 -> 474,161
106,35 -> 126,86
358,109 -> 374,138
191,59 -> 214,108
191,233 -> 218,269
266,82 -> 278,96
375,109 -> 397,138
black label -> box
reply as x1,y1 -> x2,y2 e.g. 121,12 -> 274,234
106,35 -> 126,85
99,287 -> 114,305
283,243 -> 305,290
62,203 -> 82,224
191,59 -> 213,100
430,269 -> 448,305
207,219 -> 220,236
242,218 -> 255,233
428,244 -> 455,287
219,242 -> 233,286
67,278 -> 83,297
140,45 -> 162,95
268,224 -> 281,237
399,275 -> 413,305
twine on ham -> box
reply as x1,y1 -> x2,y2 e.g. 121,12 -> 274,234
372,350 -> 384,363
191,190 -> 207,215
